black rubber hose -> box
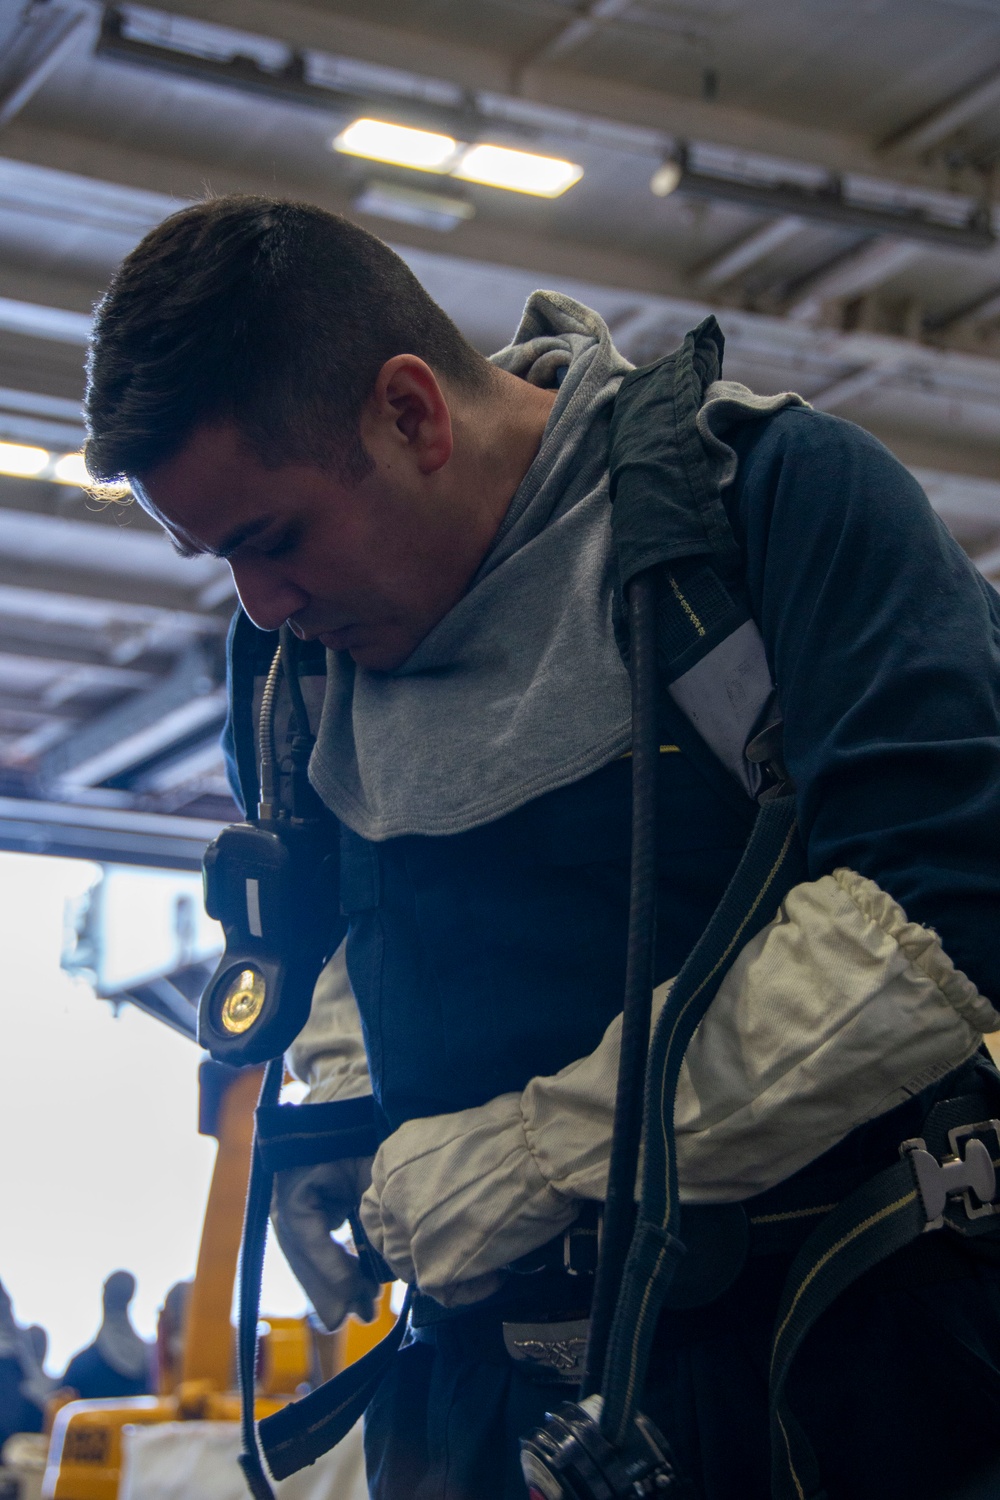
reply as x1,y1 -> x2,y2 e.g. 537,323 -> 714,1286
581,569 -> 660,1399
279,624 -> 321,821
279,625 -> 312,742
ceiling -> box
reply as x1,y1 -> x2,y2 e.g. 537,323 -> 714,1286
1,0 -> 999,865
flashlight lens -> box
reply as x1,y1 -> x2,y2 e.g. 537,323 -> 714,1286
220,967 -> 267,1033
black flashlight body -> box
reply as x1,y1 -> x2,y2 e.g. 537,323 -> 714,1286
198,817 -> 342,1066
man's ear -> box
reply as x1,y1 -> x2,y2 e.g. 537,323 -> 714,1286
365,355 -> 453,475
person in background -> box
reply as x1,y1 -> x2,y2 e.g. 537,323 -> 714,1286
61,1272 -> 151,1400
154,1279 -> 191,1393
0,1284 -> 51,1448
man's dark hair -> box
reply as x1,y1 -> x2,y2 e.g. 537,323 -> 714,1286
85,195 -> 493,484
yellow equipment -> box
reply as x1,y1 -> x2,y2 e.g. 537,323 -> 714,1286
42,1064 -> 393,1500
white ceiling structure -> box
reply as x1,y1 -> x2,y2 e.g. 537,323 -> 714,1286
1,0 -> 999,863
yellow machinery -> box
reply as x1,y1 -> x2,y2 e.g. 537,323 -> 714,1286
42,1064 -> 393,1500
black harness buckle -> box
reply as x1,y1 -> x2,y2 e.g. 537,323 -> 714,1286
901,1119 -> 1000,1230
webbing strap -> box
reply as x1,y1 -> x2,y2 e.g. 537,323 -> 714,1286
237,1077 -> 404,1492
254,1096 -> 380,1175
237,1056 -> 284,1500
769,1085 -> 1000,1500
768,1157 -> 925,1500
259,1286 -> 413,1480
600,792 -> 806,1444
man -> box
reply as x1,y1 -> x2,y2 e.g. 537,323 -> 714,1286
84,195 -> 1000,1500
61,1272 -> 152,1400
0,1283 -> 51,1449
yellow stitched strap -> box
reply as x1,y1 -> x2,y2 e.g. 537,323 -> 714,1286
618,745 -> 681,758
775,1410 -> 807,1500
666,572 -> 706,637
769,1188 -> 918,1377
617,1240 -> 669,1444
749,1203 -> 839,1226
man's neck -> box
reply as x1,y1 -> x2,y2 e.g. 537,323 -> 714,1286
449,366 -> 558,560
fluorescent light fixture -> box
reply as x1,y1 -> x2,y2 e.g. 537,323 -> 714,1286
333,117 -> 584,199
453,143 -> 583,198
53,451 -> 92,487
0,443 -> 128,495
354,180 -> 475,232
334,118 -> 459,173
0,441 -> 49,477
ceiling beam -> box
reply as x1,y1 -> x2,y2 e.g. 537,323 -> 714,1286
0,3 -> 91,128
809,359 -> 900,412
519,0 -> 632,69
0,507 -> 227,594
0,792 -> 224,868
132,734 -> 226,793
881,65 -> 1000,159
697,217 -> 805,288
0,294 -> 92,345
928,285 -> 1000,334
0,580 -> 220,653
41,645 -> 225,787
784,238 -> 923,323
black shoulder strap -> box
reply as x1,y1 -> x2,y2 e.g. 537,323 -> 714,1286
609,315 -> 736,585
596,791 -> 807,1445
609,319 -> 782,803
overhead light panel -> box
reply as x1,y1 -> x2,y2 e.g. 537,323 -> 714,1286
334,118 -> 459,173
0,443 -> 127,494
333,118 -> 583,199
0,442 -> 49,477
453,144 -> 582,198
53,451 -> 93,487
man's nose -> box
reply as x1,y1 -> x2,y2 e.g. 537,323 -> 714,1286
229,560 -> 308,632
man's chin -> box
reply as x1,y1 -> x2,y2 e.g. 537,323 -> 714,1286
334,636 -> 412,672
316,625 -> 416,671
349,643 -> 411,672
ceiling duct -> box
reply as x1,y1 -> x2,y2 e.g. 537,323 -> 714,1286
659,146 -> 994,253
95,6 -> 472,137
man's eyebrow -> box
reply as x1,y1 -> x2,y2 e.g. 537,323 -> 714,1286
167,533 -> 202,559
167,517 -> 274,561
212,517 -> 274,560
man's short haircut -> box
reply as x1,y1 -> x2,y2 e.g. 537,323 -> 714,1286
85,195 -> 493,485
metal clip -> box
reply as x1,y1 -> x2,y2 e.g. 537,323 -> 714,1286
563,1216 -> 601,1277
901,1120 -> 1000,1231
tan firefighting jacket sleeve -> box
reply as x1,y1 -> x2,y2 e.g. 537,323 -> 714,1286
286,941 -> 371,1104
360,868 -> 1000,1305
